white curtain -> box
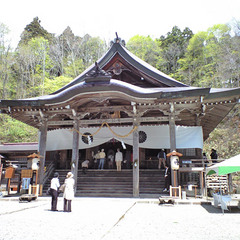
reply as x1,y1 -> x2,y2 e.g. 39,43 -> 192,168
45,125 -> 203,151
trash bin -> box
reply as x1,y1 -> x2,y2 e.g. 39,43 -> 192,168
182,190 -> 186,199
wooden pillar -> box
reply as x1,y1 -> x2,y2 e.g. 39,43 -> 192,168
195,114 -> 203,158
169,103 -> 178,189
169,115 -> 176,152
38,118 -> 48,191
228,174 -> 233,193
200,171 -> 204,196
133,118 -> 139,197
71,118 -> 79,193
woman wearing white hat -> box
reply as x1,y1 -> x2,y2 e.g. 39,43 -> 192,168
63,172 -> 75,212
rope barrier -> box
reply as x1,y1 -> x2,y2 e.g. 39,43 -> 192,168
69,122 -> 137,138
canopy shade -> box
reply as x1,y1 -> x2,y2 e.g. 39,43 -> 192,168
206,154 -> 240,175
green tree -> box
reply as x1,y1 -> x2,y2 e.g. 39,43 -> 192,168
178,31 -> 208,86
28,37 -> 51,95
126,35 -> 160,67
80,34 -> 107,69
14,37 -> 52,98
58,27 -> 84,77
0,115 -> 38,143
18,17 -> 53,46
0,23 -> 15,99
178,24 -> 236,87
43,76 -> 72,94
156,26 -> 193,77
203,106 -> 240,159
215,22 -> 240,88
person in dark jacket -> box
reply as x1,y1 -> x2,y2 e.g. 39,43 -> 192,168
157,149 -> 166,169
210,149 -> 218,159
163,164 -> 171,192
50,172 -> 60,211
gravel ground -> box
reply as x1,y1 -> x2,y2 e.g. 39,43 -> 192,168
0,197 -> 240,240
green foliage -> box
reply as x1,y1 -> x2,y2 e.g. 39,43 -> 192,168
156,26 -> 193,76
80,35 -> 107,68
126,35 -> 160,67
178,24 -> 240,88
0,23 -> 16,99
14,37 -> 52,97
0,115 -> 38,143
19,17 -> 53,46
203,106 -> 240,159
0,17 -> 240,161
43,76 -> 72,94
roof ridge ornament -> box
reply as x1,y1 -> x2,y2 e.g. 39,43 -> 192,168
84,62 -> 112,84
110,32 -> 126,46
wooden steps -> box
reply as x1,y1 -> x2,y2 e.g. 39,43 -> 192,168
44,169 -> 165,198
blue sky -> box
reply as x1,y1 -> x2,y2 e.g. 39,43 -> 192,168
1,0 -> 240,48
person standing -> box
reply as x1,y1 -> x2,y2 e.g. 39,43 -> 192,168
98,149 -> 106,170
50,172 -> 60,211
107,149 -> 115,169
63,172 -> 75,212
108,153 -> 114,169
115,148 -> 123,171
163,165 -> 170,192
210,149 -> 218,165
210,149 -> 218,159
94,150 -> 100,169
82,159 -> 89,174
157,149 -> 166,169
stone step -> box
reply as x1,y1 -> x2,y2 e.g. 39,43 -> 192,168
44,169 -> 165,197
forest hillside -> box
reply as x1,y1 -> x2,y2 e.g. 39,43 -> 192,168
0,17 -> 240,159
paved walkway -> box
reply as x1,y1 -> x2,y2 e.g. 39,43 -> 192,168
0,196 -> 240,240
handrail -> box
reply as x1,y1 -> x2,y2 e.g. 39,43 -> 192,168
180,159 -> 225,168
139,158 -> 225,169
42,161 -> 55,186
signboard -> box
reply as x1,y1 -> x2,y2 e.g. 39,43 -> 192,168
21,169 -> 33,178
5,166 -> 15,179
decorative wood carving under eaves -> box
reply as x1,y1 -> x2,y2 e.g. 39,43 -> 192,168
107,60 -> 130,76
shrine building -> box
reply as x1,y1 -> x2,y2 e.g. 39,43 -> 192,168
0,36 -> 240,197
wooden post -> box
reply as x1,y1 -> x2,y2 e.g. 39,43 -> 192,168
133,118 -> 139,197
71,118 -> 79,194
228,174 -> 233,193
200,171 -> 204,196
169,103 -> 178,194
38,118 -> 48,191
169,115 -> 176,152
0,163 -> 2,183
7,178 -> 11,195
34,170 -> 38,195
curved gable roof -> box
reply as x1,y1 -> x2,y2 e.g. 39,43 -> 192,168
53,40 -> 188,95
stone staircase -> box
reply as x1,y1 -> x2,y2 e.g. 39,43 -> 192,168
44,169 -> 165,198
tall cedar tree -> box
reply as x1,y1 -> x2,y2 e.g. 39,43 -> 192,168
18,17 -> 53,46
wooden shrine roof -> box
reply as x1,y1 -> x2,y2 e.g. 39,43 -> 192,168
53,37 -> 188,94
0,37 -> 240,141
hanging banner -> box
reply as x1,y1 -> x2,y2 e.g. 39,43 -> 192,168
45,125 -> 203,150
